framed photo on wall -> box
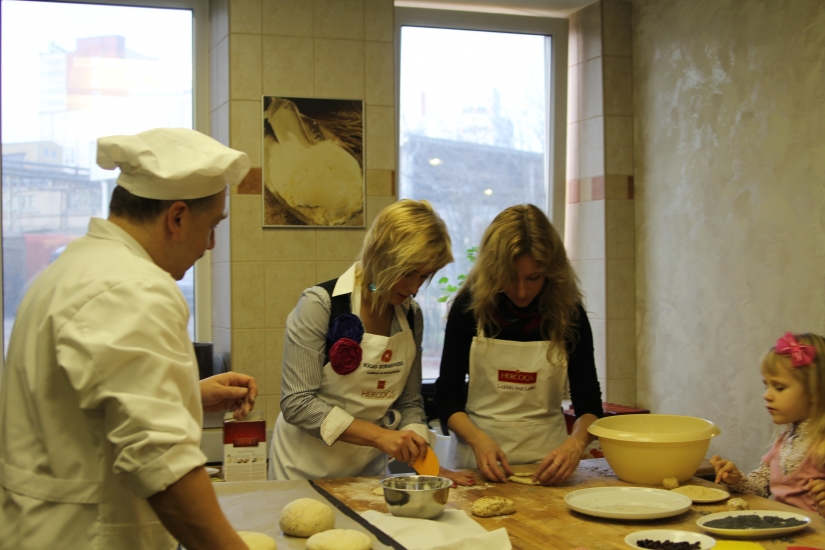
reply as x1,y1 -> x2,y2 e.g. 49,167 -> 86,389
262,96 -> 365,228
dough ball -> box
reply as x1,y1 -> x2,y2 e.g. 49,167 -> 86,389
728,497 -> 749,511
372,487 -> 384,496
238,531 -> 277,550
306,529 -> 371,550
471,496 -> 516,517
279,498 -> 335,537
662,477 -> 679,489
508,475 -> 539,485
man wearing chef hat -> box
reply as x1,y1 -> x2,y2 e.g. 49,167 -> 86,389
0,129 -> 255,550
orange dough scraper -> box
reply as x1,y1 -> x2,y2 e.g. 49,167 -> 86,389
412,447 -> 440,476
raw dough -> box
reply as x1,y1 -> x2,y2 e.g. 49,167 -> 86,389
670,485 -> 729,501
728,497 -> 749,511
306,529 -> 372,550
471,496 -> 516,517
238,531 -> 277,550
512,473 -> 532,477
508,475 -> 540,485
372,487 -> 384,496
662,477 -> 679,489
279,498 -> 335,537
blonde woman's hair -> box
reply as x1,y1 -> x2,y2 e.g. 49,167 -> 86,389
458,204 -> 582,364
359,199 -> 453,313
761,332 -> 825,466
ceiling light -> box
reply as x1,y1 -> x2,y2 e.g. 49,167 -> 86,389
428,158 -> 442,166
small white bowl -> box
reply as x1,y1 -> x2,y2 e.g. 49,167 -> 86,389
625,529 -> 716,550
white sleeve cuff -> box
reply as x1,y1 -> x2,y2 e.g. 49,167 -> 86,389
401,423 -> 435,447
320,406 -> 355,446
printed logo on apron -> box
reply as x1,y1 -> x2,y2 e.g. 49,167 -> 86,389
497,369 -> 538,391
382,349 -> 393,362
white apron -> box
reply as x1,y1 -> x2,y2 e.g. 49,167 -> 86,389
270,282 -> 417,479
450,331 -> 569,468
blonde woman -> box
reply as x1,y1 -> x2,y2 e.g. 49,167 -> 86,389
270,199 -> 473,483
436,204 -> 603,485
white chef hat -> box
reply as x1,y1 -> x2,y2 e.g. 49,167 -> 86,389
96,128 -> 251,200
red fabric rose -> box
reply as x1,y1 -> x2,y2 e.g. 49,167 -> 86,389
329,338 -> 362,375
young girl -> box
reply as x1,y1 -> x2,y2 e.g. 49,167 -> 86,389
711,332 -> 825,514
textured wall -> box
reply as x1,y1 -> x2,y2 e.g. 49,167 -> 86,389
633,0 -> 825,471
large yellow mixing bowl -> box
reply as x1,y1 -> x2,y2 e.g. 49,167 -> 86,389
588,414 -> 721,485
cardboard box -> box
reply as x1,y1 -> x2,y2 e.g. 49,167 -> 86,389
223,411 -> 266,481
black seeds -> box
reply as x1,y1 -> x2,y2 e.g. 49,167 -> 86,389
637,539 -> 700,550
704,515 -> 807,529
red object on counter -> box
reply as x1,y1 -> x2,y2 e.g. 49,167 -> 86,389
563,402 -> 650,434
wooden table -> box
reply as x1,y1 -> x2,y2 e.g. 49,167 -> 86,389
314,458 -> 825,550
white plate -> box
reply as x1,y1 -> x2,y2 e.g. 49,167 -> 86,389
205,467 -> 220,477
696,510 -> 811,538
625,529 -> 716,550
670,486 -> 730,503
564,487 -> 693,520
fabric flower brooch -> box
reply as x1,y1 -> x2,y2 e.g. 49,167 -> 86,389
328,313 -> 365,375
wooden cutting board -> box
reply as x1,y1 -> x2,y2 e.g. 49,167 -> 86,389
314,458 -> 825,550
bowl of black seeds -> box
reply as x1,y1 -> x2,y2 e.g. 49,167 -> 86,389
625,529 -> 716,550
697,510 -> 811,538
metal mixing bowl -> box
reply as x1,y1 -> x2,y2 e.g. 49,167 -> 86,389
380,475 -> 452,519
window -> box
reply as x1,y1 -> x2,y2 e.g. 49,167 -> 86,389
396,8 -> 568,380
1,0 -> 209,357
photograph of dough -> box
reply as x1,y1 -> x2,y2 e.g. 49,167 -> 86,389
262,96 -> 365,227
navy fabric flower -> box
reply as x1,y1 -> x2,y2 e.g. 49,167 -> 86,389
329,338 -> 362,375
328,313 -> 364,346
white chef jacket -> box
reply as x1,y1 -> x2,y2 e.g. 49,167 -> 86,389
0,218 -> 207,550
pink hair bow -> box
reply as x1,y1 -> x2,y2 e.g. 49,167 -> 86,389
775,332 -> 816,367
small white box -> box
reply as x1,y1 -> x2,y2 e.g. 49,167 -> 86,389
223,411 -> 266,482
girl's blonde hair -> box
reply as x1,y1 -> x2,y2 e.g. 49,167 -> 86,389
761,332 -> 825,465
458,204 -> 582,363
359,199 -> 453,313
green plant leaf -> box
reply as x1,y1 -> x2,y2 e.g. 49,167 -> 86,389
438,276 -> 449,284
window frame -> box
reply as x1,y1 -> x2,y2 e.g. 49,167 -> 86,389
393,6 -> 569,234
0,0 -> 212,367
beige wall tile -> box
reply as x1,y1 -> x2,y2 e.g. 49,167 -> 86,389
570,197 -> 605,261
262,36 -> 314,97
262,0 -> 313,37
230,195 -> 264,262
606,258 -> 635,319
367,169 -> 393,196
317,229 -> 366,261
604,115 -> 634,175
232,329 -> 267,393
564,201 -> 582,257
264,229 -> 317,261
567,62 -> 581,124
605,199 -> 635,260
580,116 -> 605,179
579,1 -> 602,62
316,0 -> 364,40
604,174 -> 630,199
606,318 -> 636,380
365,105 -> 394,169
589,317 -> 606,380
211,0 -> 229,48
265,262 -> 317,327
211,101 -> 230,147
566,122 -> 580,182
567,11 -> 580,67
230,0 -> 261,34
265,394 -> 282,430
230,33 -> 262,100
213,261 -> 232,329
232,262 -> 266,328
366,196 -> 395,229
230,100 -> 262,167
605,377 -> 635,406
365,41 -> 393,106
315,39 -> 365,99
213,205 -> 231,263
214,37 -> 230,108
581,57 -> 603,120
265,329 -> 285,396
214,327 -> 232,361
602,0 -> 632,57
317,261 -> 356,282
580,177 -> 593,202
571,259 -> 606,320
364,0 -> 393,42
603,55 -> 632,116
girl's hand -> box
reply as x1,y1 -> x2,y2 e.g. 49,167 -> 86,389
438,467 -> 476,487
376,429 -> 428,463
806,480 -> 825,517
534,437 -> 584,485
470,433 -> 513,483
710,455 -> 742,485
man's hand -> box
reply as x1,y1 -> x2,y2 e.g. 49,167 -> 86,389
200,372 -> 257,420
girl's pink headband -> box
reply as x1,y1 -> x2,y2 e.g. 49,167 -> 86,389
775,332 -> 816,367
